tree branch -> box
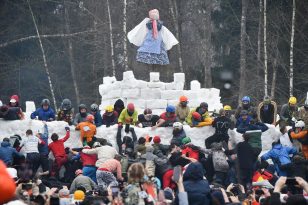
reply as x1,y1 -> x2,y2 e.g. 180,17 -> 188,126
0,30 -> 96,48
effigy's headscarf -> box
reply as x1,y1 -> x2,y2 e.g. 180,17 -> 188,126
149,9 -> 159,39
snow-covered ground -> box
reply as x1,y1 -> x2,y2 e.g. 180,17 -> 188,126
0,118 -> 281,155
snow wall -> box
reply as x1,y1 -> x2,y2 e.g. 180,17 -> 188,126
0,119 -> 280,154
99,71 -> 223,114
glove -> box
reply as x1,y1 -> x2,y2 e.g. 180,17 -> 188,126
65,127 -> 70,131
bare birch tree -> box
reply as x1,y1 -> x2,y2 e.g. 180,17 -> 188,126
257,0 -> 263,77
27,0 -> 57,110
289,0 -> 296,96
106,0 -> 116,76
263,0 -> 268,97
64,1 -> 80,105
123,0 -> 128,71
238,0 -> 248,103
168,0 -> 184,72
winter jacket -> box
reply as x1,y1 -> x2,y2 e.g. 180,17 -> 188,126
82,145 -> 118,167
186,108 -> 212,127
280,103 -> 298,125
210,142 -> 229,172
237,119 -> 268,134
76,121 -> 96,143
92,111 -> 103,127
160,112 -> 178,127
38,124 -> 49,155
102,111 -> 118,127
57,109 -> 74,125
298,107 -> 308,130
31,107 -> 55,121
152,143 -> 169,157
138,114 -> 159,127
183,162 -> 211,205
182,144 -> 200,160
73,112 -> 89,126
99,159 -> 123,179
118,109 -> 138,125
21,135 -> 45,154
235,105 -> 257,120
261,144 -> 297,176
257,101 -> 277,124
212,116 -> 231,135
169,151 -> 190,167
290,129 -> 308,145
48,131 -> 70,158
69,175 -> 97,193
175,104 -> 190,122
72,148 -> 97,167
2,107 -> 23,120
140,146 -> 167,177
0,141 -> 23,165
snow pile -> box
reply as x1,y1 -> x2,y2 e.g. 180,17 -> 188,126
99,71 -> 222,114
0,119 -> 281,154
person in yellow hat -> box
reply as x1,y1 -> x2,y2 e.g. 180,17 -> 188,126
279,96 -> 299,126
102,105 -> 118,127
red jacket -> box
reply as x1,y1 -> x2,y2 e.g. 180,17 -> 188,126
80,148 -> 97,166
182,145 -> 200,160
48,131 -> 70,158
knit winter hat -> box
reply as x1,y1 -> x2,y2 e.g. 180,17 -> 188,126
74,190 -> 85,201
0,161 -> 16,204
192,112 -> 201,120
127,103 -> 135,112
153,136 -> 161,144
182,137 -> 191,145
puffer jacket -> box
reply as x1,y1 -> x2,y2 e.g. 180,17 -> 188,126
0,141 -> 23,165
261,144 -> 297,176
183,162 -> 211,205
31,107 -> 55,121
210,142 -> 229,172
298,107 -> 308,130
118,109 -> 138,125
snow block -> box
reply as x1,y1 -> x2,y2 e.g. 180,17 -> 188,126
136,80 -> 148,89
150,72 -> 160,82
140,88 -> 161,99
122,88 -> 140,99
175,82 -> 184,90
174,73 -> 185,83
147,82 -> 165,89
26,101 -> 36,113
103,76 -> 117,84
146,99 -> 167,109
165,82 -> 176,90
106,89 -> 122,99
99,84 -> 109,96
0,119 -> 281,155
123,70 -> 135,80
121,79 -> 138,89
190,80 -> 201,90
126,99 -> 146,109
161,90 -> 184,100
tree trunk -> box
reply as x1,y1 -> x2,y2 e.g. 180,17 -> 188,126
271,51 -> 278,98
257,0 -> 262,82
263,0 -> 268,97
289,0 -> 296,96
168,0 -> 184,72
123,0 -> 128,71
106,0 -> 116,76
203,2 -> 213,88
27,0 -> 57,110
238,0 -> 248,103
64,2 -> 80,105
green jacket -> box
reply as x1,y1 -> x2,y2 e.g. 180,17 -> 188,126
118,108 -> 138,125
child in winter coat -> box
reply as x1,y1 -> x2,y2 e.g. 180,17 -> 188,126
75,114 -> 96,145
289,120 -> 308,159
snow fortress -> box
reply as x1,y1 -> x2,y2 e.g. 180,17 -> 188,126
0,119 -> 280,155
99,70 -> 223,114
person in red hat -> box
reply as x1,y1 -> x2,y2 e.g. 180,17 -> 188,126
118,103 -> 138,126
76,114 -> 97,145
152,136 -> 169,157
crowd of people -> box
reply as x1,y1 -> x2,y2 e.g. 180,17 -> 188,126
0,94 -> 308,205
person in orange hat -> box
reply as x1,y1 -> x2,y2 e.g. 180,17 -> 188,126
76,114 -> 97,145
0,160 -> 17,204
176,96 -> 190,123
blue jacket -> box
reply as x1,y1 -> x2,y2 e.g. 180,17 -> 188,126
183,162 -> 211,205
261,144 -> 297,176
93,112 -> 103,127
0,141 -> 23,165
237,119 -> 268,134
31,107 -> 55,121
38,124 -> 49,155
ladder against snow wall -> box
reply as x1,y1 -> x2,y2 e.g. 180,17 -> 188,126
99,71 -> 223,114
